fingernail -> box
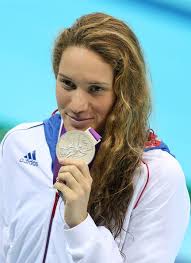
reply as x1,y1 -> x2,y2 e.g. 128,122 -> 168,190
59,158 -> 65,165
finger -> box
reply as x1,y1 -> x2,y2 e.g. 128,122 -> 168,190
59,165 -> 85,184
53,181 -> 75,202
57,172 -> 80,191
59,158 -> 90,180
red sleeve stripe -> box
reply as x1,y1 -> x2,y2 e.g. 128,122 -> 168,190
42,192 -> 59,263
133,160 -> 150,209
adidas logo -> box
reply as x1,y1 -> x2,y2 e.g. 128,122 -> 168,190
19,150 -> 38,167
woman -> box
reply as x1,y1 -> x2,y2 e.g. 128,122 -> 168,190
0,12 -> 190,263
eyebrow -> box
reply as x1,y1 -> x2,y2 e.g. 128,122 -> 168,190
58,73 -> 110,86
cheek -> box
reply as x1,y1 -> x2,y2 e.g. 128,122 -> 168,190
105,93 -> 115,112
56,91 -> 62,108
97,96 -> 114,119
56,86 -> 68,108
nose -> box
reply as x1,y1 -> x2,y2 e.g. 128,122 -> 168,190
69,88 -> 89,113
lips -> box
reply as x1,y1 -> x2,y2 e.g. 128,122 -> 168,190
66,113 -> 92,121
66,113 -> 94,129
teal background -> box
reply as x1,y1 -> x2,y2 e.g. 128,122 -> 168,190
0,1 -> 190,262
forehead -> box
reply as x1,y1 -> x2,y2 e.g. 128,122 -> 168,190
59,46 -> 113,84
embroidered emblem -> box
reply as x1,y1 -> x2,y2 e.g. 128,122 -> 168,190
19,150 -> 38,167
145,129 -> 161,148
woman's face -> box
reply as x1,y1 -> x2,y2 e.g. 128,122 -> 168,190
56,46 -> 115,132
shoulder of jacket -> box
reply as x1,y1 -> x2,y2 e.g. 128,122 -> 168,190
142,149 -> 183,181
2,121 -> 43,139
0,122 -> 44,155
140,150 -> 186,206
9,121 -> 43,131
132,149 -> 185,209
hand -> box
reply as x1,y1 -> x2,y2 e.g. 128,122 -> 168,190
53,158 -> 93,228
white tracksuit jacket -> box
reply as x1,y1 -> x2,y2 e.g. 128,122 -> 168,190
0,114 -> 190,263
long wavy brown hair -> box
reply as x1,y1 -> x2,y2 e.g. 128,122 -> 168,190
52,13 -> 152,239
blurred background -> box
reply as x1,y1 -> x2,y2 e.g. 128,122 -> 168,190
0,0 -> 190,262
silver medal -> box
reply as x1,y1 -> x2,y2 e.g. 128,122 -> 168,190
56,130 -> 96,164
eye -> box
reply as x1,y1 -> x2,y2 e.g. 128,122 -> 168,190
60,78 -> 75,90
89,85 -> 104,93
